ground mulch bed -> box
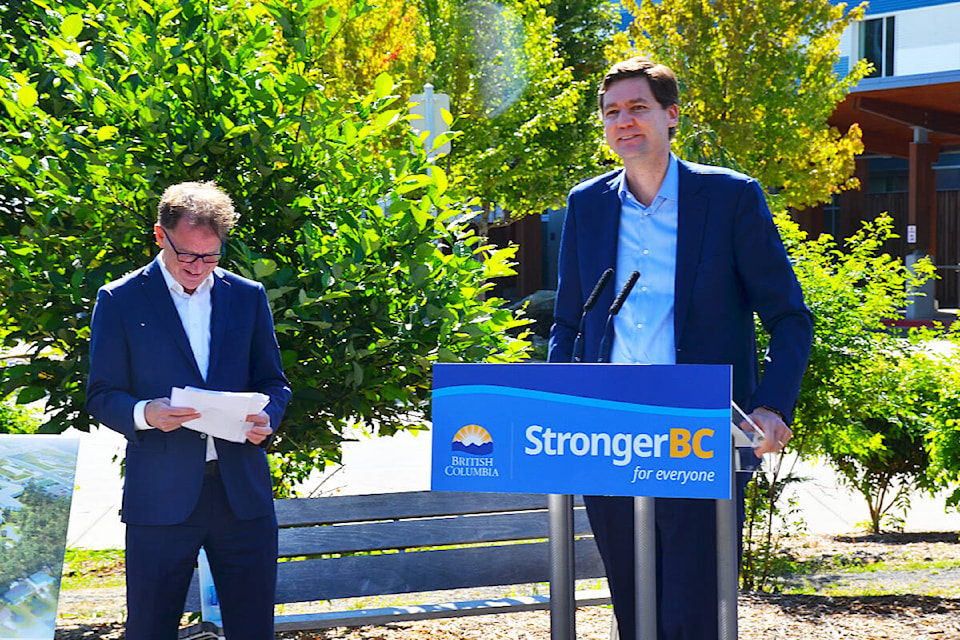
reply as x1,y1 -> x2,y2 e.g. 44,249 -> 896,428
55,532 -> 960,640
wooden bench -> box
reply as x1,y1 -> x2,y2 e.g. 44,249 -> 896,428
179,490 -> 609,638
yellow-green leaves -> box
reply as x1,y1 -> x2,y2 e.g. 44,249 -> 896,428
61,14 -> 84,40
16,84 -> 38,108
374,72 -> 394,100
623,0 -> 868,209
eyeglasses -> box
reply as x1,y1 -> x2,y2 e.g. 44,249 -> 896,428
162,228 -> 223,264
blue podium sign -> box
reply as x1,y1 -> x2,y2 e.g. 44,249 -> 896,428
431,363 -> 732,499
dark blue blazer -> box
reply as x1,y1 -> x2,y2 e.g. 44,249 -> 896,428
86,259 -> 291,526
549,160 -> 812,422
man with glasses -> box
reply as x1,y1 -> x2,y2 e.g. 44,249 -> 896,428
86,181 -> 291,640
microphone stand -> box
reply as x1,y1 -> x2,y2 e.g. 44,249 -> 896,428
572,268 -> 614,363
597,270 -> 640,363
550,267 -> 613,640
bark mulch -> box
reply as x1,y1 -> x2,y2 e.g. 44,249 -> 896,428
55,532 -> 960,640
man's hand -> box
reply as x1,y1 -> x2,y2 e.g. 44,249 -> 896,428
145,398 -> 200,432
245,411 -> 273,446
748,406 -> 792,456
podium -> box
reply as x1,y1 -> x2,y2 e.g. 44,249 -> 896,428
431,363 -> 746,640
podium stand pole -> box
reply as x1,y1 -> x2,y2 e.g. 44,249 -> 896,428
634,496 -> 657,640
716,447 -> 739,640
548,493 -> 576,640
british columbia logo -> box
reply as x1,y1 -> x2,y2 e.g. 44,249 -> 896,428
446,424 -> 499,477
451,424 -> 493,456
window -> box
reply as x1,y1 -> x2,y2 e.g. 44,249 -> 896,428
860,16 -> 895,78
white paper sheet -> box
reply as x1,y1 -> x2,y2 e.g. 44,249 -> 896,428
170,386 -> 270,443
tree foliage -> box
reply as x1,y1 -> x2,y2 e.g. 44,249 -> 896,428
0,0 -> 529,493
918,328 -> 960,511
612,0 -> 869,209
419,0 -> 598,230
773,212 -> 953,532
311,0 -> 434,98
310,0 -> 612,230
0,481 -> 71,590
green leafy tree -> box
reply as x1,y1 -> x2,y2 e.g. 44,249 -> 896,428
611,0 -> 869,209
310,0 -> 435,98
0,0 -> 529,493
774,212 -> 944,533
299,0 -> 616,232
0,394 -> 41,434
416,0 -> 599,232
918,327 -> 960,510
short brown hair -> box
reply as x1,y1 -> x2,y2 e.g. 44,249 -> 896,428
157,181 -> 239,240
598,55 -> 680,116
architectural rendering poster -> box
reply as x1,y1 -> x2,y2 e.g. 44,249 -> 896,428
0,435 -> 79,640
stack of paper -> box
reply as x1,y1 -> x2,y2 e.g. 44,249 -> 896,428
170,386 -> 270,443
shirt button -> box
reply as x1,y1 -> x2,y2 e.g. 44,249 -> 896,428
636,323 -> 644,329
642,249 -> 650,255
200,434 -> 207,439
641,286 -> 648,292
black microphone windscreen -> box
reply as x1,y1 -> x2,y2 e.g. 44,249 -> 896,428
609,270 -> 640,316
583,268 -> 614,313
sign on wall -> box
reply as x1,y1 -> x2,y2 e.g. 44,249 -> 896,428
431,363 -> 732,499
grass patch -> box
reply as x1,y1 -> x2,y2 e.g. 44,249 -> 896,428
61,548 -> 125,590
785,555 -> 960,576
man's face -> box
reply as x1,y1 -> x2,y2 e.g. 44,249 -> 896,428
601,76 -> 679,163
154,221 -> 221,294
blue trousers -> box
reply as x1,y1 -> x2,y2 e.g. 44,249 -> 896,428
125,469 -> 278,640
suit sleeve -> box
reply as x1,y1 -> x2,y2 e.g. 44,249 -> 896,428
733,180 -> 813,423
86,287 -> 140,440
548,191 -> 583,364
248,283 -> 291,445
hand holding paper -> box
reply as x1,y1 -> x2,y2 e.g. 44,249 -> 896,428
170,386 -> 271,443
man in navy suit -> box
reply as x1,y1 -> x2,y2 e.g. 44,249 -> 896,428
87,181 -> 291,640
549,57 -> 813,639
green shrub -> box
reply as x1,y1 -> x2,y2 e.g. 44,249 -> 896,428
0,0 -> 529,493
0,394 -> 40,434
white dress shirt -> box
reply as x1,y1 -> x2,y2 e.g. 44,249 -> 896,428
610,154 -> 679,365
133,255 -> 218,461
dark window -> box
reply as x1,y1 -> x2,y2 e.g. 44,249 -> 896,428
860,16 -> 895,77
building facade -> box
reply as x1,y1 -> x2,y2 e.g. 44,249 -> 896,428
816,0 -> 960,311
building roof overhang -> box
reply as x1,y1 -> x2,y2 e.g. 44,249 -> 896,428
829,70 -> 960,159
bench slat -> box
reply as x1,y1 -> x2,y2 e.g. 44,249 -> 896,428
275,492 -> 586,527
184,538 -> 603,612
273,538 -> 605,603
279,509 -> 594,556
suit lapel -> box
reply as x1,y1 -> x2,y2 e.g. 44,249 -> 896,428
674,162 -> 708,348
595,171 -> 622,312
138,260 -> 203,379
207,270 -> 230,381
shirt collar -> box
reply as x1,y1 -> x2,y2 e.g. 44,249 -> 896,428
155,254 -> 215,296
617,153 -> 680,209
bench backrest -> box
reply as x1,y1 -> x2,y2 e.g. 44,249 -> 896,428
184,491 -> 602,611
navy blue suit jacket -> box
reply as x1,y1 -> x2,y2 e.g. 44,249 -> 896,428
86,259 -> 291,526
549,160 -> 812,422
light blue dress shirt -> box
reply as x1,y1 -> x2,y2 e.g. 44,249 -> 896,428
610,154 -> 679,365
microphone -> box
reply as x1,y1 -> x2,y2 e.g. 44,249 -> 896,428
597,270 -> 640,363
572,268 -> 614,363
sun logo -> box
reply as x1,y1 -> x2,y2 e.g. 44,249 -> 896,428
452,424 -> 494,456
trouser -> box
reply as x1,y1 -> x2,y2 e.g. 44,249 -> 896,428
125,466 -> 278,640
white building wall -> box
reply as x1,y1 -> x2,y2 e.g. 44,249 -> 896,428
895,4 -> 960,75
838,2 -> 960,77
